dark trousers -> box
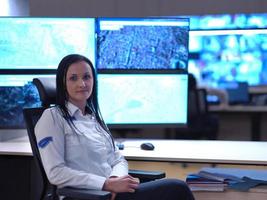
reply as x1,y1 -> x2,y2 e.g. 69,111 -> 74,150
115,179 -> 195,200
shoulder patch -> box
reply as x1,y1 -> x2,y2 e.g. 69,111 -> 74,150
38,136 -> 53,148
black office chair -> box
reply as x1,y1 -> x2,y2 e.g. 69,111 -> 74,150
175,74 -> 219,140
23,77 -> 165,200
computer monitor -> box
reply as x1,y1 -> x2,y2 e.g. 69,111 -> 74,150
189,13 -> 267,30
0,17 -> 95,70
97,71 -> 188,128
188,28 -> 267,88
219,82 -> 250,105
0,74 -> 55,128
188,12 -> 267,89
96,17 -> 189,70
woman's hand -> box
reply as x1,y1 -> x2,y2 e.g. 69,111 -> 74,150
103,175 -> 140,193
111,192 -> 116,200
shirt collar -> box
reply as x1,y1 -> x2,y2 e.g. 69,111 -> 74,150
66,102 -> 93,119
66,102 -> 81,117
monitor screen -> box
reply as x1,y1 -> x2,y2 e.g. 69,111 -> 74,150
188,29 -> 267,87
0,75 -> 55,128
0,17 -> 95,70
97,72 -> 188,128
189,13 -> 267,30
96,18 -> 189,70
219,82 -> 249,105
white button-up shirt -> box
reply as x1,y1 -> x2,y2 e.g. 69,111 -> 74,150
35,102 -> 128,190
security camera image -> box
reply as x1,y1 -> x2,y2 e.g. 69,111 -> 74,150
188,13 -> 267,87
189,29 -> 267,87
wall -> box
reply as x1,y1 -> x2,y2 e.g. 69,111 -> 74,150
0,0 -> 29,16
29,0 -> 267,17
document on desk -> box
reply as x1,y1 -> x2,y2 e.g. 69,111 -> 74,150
186,173 -> 226,192
199,167 -> 267,191
200,167 -> 267,181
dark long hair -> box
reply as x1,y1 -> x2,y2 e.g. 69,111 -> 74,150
56,54 -> 114,148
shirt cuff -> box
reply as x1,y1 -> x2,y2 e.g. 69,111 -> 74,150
110,162 -> 128,177
92,175 -> 107,190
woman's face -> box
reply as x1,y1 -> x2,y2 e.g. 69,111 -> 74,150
66,61 -> 94,108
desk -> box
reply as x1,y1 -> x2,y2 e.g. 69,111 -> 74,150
1,138 -> 267,200
119,139 -> 267,165
1,138 -> 267,165
118,139 -> 267,200
0,142 -> 32,156
209,105 -> 267,141
0,141 -> 41,200
194,186 -> 267,200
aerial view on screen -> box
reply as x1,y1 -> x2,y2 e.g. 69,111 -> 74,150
0,75 -> 52,128
98,73 -> 188,126
0,18 -> 95,69
97,18 -> 189,70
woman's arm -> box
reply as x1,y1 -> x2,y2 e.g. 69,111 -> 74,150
109,148 -> 129,177
35,108 -> 106,190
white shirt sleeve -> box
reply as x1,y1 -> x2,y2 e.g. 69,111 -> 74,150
109,148 -> 129,177
35,108 -> 106,190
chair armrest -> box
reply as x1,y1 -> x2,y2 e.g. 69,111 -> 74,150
57,187 -> 111,200
57,170 -> 165,199
129,169 -> 166,183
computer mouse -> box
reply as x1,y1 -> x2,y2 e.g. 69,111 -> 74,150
116,143 -> 124,150
140,142 -> 155,151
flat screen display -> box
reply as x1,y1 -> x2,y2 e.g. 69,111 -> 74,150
96,18 -> 189,70
0,17 -> 95,69
0,75 -> 55,128
97,72 -> 188,128
189,13 -> 267,30
188,29 -> 267,87
218,82 -> 249,105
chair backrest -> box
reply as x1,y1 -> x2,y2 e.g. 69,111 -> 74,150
23,107 -> 58,200
197,88 -> 208,115
23,77 -> 58,200
33,77 -> 56,107
188,74 -> 204,118
187,74 -> 211,120
185,74 -> 219,140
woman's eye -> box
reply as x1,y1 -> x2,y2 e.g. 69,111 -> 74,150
69,76 -> 77,81
83,74 -> 91,80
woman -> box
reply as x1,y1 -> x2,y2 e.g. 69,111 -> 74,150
35,54 -> 195,200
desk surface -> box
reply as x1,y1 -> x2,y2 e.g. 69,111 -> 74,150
194,186 -> 267,200
209,105 -> 267,113
1,137 -> 267,165
119,139 -> 267,165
